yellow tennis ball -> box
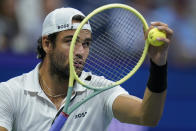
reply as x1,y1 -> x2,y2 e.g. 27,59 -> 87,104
148,28 -> 166,46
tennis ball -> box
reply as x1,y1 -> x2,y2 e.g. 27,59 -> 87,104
148,28 -> 166,46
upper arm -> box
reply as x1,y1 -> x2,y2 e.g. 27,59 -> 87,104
112,94 -> 143,124
0,84 -> 15,131
0,126 -> 8,131
112,88 -> 167,126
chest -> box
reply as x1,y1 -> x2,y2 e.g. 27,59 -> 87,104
60,95 -> 109,131
14,92 -> 57,131
14,91 -> 111,131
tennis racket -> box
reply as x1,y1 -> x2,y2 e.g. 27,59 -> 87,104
50,3 -> 149,131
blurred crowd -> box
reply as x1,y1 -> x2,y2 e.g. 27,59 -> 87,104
0,0 -> 196,67
127,0 -> 196,67
0,0 -> 63,53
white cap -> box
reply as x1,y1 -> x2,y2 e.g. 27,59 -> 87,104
42,7 -> 92,36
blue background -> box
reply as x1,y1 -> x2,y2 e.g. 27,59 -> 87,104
1,0 -> 196,130
0,53 -> 195,131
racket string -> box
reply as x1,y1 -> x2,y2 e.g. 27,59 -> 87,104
88,38 -> 138,76
91,30 -> 142,62
78,8 -> 145,82
90,12 -> 144,57
91,9 -> 144,48
90,18 -> 143,64
85,31 -> 140,80
85,33 -> 140,80
85,57 -> 129,82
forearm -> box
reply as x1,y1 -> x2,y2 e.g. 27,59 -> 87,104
113,61 -> 168,125
141,59 -> 168,126
141,88 -> 167,126
113,21 -> 172,126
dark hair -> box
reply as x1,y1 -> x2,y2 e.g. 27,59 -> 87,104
36,14 -> 85,60
36,33 -> 58,60
72,14 -> 85,22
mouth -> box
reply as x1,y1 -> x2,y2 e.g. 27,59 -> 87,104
74,59 -> 84,69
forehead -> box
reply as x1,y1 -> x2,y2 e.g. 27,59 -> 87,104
57,29 -> 91,39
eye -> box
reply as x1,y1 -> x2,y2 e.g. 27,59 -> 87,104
65,40 -> 72,43
76,38 -> 80,43
82,41 -> 91,48
63,39 -> 72,45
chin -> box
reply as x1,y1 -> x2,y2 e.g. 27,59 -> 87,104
75,69 -> 82,77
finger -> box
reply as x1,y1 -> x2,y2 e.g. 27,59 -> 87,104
156,26 -> 173,40
156,37 -> 170,44
157,26 -> 173,35
151,21 -> 168,27
144,26 -> 154,39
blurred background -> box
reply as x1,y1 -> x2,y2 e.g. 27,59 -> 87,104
0,0 -> 195,131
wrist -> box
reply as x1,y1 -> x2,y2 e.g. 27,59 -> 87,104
147,59 -> 168,93
151,56 -> 167,66
150,50 -> 168,66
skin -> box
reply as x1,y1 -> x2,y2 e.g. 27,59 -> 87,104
112,21 -> 173,126
39,28 -> 92,110
0,21 -> 173,131
0,21 -> 92,131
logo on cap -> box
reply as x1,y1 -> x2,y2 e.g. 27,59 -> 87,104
57,24 -> 70,29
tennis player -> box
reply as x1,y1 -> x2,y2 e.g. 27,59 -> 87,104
0,7 -> 173,131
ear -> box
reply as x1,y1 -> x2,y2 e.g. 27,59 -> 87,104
42,36 -> 53,54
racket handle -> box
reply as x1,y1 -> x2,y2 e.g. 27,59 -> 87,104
49,112 -> 69,131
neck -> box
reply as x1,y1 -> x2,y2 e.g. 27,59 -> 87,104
39,61 -> 69,98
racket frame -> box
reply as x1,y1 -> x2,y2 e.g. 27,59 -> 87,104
69,3 -> 149,90
51,3 -> 149,130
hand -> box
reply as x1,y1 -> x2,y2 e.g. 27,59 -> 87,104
146,21 -> 173,66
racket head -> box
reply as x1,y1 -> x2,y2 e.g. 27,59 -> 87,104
69,3 -> 149,90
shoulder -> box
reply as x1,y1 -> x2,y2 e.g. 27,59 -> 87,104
81,72 -> 128,98
0,73 -> 32,118
0,63 -> 40,97
0,70 -> 33,91
81,71 -> 113,88
0,63 -> 40,91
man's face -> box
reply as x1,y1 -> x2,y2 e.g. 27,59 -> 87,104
49,29 -> 92,79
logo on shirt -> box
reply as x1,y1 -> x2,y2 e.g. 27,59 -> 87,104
75,112 -> 87,119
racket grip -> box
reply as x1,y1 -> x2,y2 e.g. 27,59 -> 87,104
49,112 -> 69,131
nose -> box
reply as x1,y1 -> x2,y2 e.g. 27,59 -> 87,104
74,42 -> 85,56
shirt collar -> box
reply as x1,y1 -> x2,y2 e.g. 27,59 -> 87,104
24,63 -> 42,93
73,71 -> 92,92
24,63 -> 92,93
